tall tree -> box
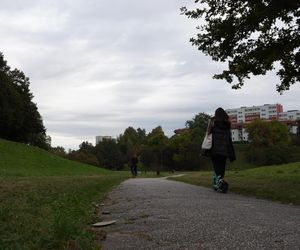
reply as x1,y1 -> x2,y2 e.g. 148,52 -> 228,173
181,1 -> 300,92
117,126 -> 146,157
186,112 -> 211,131
170,130 -> 205,170
186,112 -> 211,141
79,141 -> 95,154
0,53 -> 49,148
147,126 -> 168,147
145,126 -> 168,173
95,138 -> 125,170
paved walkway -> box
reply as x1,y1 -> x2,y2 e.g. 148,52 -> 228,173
99,178 -> 300,250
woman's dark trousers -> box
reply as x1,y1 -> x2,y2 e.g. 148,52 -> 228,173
131,165 -> 137,176
212,155 -> 227,179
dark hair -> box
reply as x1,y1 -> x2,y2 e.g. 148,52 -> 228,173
214,107 -> 229,122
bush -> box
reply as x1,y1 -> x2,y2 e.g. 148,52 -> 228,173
246,144 -> 297,166
68,150 -> 99,167
291,134 -> 300,146
289,146 -> 300,162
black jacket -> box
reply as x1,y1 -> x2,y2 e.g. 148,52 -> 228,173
131,156 -> 138,166
210,120 -> 236,161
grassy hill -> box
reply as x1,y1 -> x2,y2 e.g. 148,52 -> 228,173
0,138 -> 111,177
0,139 -> 129,250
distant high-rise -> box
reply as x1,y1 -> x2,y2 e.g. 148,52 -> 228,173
225,104 -> 299,142
278,110 -> 300,121
95,135 -> 112,145
226,104 -> 283,124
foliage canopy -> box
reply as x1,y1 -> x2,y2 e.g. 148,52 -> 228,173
0,52 -> 49,149
181,0 -> 300,92
64,113 -> 212,171
246,119 -> 290,146
245,119 -> 295,165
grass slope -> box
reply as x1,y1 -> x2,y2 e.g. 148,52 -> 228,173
169,162 -> 300,205
0,138 -> 110,177
0,139 -> 129,250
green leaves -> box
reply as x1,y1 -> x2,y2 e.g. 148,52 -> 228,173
0,52 -> 48,148
182,0 -> 300,92
246,119 -> 290,147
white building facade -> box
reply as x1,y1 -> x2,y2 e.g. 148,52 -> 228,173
226,104 -> 283,124
95,135 -> 112,145
278,110 -> 300,121
231,127 -> 249,142
226,104 -> 299,142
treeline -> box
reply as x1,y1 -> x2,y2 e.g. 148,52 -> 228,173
0,53 -> 50,149
52,117 -> 300,171
51,113 -> 212,171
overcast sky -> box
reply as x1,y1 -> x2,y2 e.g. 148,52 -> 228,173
1,0 -> 299,150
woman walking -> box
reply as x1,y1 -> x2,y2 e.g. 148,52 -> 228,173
209,107 -> 236,193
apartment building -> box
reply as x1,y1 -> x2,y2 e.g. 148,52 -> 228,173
95,135 -> 112,145
226,104 -> 299,142
226,104 -> 283,124
279,110 -> 300,121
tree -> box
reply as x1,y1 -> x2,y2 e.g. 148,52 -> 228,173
147,126 -> 168,147
170,131 -> 192,170
68,149 -> 99,167
143,126 -> 168,173
186,112 -> 211,141
50,146 -> 67,158
137,128 -> 147,144
181,1 -> 300,92
0,52 -> 49,149
186,112 -> 211,129
68,141 -> 99,166
246,119 -> 290,147
246,119 -> 292,165
117,127 -> 146,158
95,138 -> 125,170
79,141 -> 95,154
140,147 -> 156,171
169,130 -> 206,170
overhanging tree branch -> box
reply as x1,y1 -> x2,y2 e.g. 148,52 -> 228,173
181,0 -> 300,92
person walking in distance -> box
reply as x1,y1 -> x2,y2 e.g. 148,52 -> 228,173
130,154 -> 138,177
209,107 -> 236,193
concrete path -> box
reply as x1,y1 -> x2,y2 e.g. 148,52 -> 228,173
99,178 -> 300,250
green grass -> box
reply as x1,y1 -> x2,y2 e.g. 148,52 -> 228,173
0,139 -> 130,249
0,138 -> 110,177
169,162 -> 300,205
2,138 -> 299,248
